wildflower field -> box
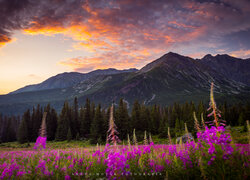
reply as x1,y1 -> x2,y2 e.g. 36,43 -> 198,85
0,133 -> 249,180
0,83 -> 249,180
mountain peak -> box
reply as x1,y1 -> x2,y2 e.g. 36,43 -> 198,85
163,51 -> 185,58
139,52 -> 193,73
165,51 -> 179,56
202,54 -> 214,60
202,53 -> 242,62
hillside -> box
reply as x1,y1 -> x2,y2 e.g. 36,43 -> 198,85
0,52 -> 250,115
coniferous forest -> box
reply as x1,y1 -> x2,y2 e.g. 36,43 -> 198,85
0,97 -> 249,144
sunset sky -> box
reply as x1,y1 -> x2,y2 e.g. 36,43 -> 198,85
1,0 -> 250,94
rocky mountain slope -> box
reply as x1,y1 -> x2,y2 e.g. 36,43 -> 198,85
1,52 -> 249,115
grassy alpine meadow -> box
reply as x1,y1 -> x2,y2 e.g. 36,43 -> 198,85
0,140 -> 249,179
0,83 -> 249,180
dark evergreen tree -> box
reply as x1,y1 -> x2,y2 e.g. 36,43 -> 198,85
131,100 -> 141,131
175,118 -> 181,137
80,98 -> 91,138
150,105 -> 161,134
79,107 -> 85,138
56,102 -> 70,141
32,105 -> 43,141
30,106 -> 36,141
116,99 -> 130,140
90,102 -> 95,123
67,128 -> 72,142
90,104 -> 103,143
46,104 -> 58,141
5,117 -> 16,142
101,106 -> 110,141
238,112 -> 245,126
17,110 -> 30,143
140,104 -> 150,132
72,97 -> 79,138
76,132 -> 80,140
0,115 -> 3,143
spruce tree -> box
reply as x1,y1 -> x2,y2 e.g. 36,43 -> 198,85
101,108 -> 109,141
5,117 -> 16,142
131,100 -> 141,131
32,105 -> 43,141
72,97 -> 79,138
56,102 -> 70,141
67,128 -> 72,142
76,132 -> 80,140
238,112 -> 244,126
80,98 -> 91,138
175,118 -> 181,137
90,104 -> 103,144
116,99 -> 130,139
45,105 -> 58,141
17,110 -> 30,143
79,107 -> 85,138
140,105 -> 150,132
150,105 -> 161,134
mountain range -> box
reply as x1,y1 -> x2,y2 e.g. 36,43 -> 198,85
0,52 -> 250,115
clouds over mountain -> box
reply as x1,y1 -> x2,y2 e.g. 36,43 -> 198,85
1,0 -> 250,70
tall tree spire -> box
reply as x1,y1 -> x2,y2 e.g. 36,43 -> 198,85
107,104 -> 120,146
39,112 -> 47,137
34,112 -> 47,150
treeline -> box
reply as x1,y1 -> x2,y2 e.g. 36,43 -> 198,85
0,98 -> 249,144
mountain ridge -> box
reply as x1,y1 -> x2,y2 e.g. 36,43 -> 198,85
1,52 -> 250,115
10,68 -> 138,94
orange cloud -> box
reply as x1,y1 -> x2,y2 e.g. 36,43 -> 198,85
59,47 -> 156,72
73,39 -> 114,52
6,0 -> 249,73
0,34 -> 12,48
23,23 -> 93,41
229,49 -> 250,58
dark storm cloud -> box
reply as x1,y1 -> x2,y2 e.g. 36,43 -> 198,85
0,0 -> 31,44
0,0 -> 250,61
0,0 -> 89,46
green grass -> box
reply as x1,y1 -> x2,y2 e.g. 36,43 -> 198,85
229,126 -> 249,144
0,140 -> 92,150
0,126 -> 248,151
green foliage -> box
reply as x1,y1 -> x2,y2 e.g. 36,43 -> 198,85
132,100 -> 141,131
17,110 -> 30,144
90,104 -> 103,144
67,128 -> 72,142
80,98 -> 91,138
115,98 -> 130,140
238,112 -> 244,126
45,104 -> 58,141
76,132 -> 80,140
1,98 -> 250,144
56,102 -> 71,141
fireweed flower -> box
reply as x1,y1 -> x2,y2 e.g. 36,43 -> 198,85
105,152 -> 130,179
197,125 -> 233,165
65,174 -> 71,180
34,112 -> 47,150
34,136 -> 47,150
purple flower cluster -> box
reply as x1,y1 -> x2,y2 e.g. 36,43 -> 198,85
0,124 -> 248,180
197,126 -> 233,164
34,136 -> 46,150
105,152 -> 130,179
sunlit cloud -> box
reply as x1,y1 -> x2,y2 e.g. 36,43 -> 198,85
59,48 -> 155,72
1,0 -> 250,72
0,34 -> 13,48
230,49 -> 250,59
